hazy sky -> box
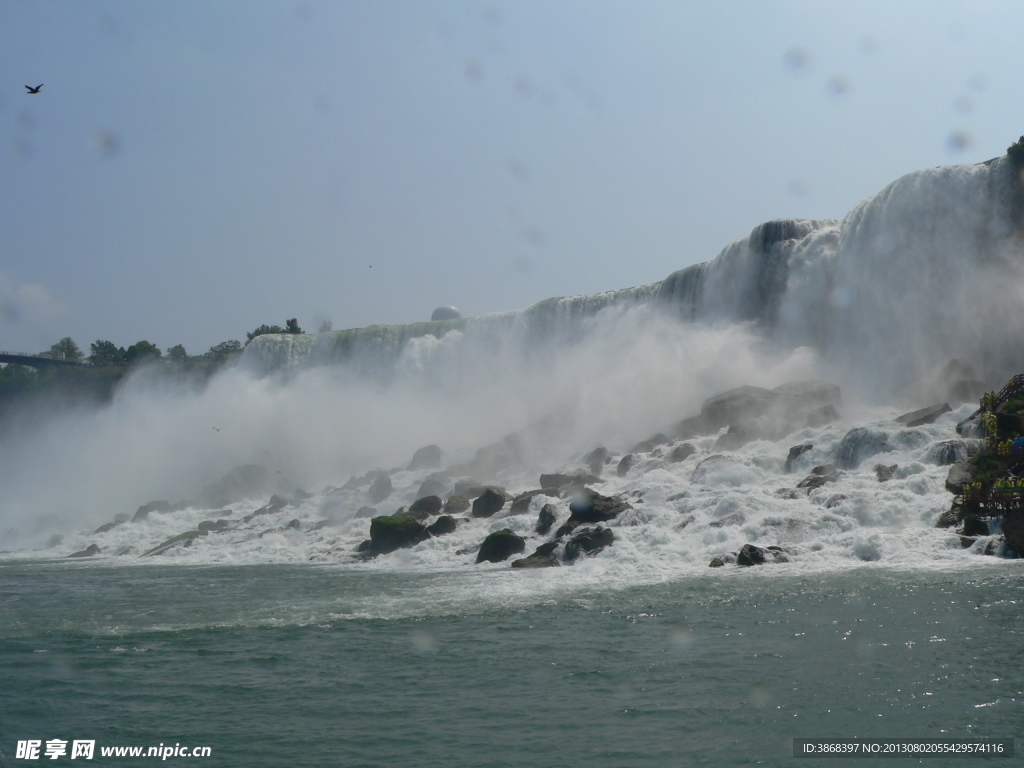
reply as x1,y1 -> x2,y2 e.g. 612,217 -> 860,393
1,0 -> 1021,355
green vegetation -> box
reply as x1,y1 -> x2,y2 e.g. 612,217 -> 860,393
1008,136 -> 1024,167
40,337 -> 83,362
246,318 -> 304,344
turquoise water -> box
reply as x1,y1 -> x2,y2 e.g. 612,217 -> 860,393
2,561 -> 1022,767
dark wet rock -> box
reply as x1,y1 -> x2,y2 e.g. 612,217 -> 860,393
956,411 -> 984,438
766,545 -> 790,563
584,447 -> 608,475
93,520 -> 124,535
824,494 -> 848,509
835,428 -> 890,469
701,386 -> 780,431
132,500 -> 172,522
309,520 -> 332,532
199,464 -> 270,505
408,444 -> 442,470
356,539 -> 373,552
476,529 -> 526,564
285,519 -> 301,530
961,515 -> 989,537
959,535 -> 979,549
709,512 -> 745,528
713,424 -> 761,451
784,444 -> 813,473
511,541 -> 561,568
68,544 -> 101,558
564,526 -> 614,562
142,531 -> 200,557
668,443 -> 696,463
452,481 -> 505,499
630,433 -> 669,454
444,495 -> 470,514
471,489 -> 508,518
895,403 -> 951,427
775,488 -> 802,499
369,515 -> 429,554
568,489 -> 631,523
616,454 -> 634,477
539,472 -> 600,490
874,464 -> 898,482
407,495 -> 444,520
935,508 -> 959,528
343,474 -> 370,490
426,515 -> 457,537
1001,510 -> 1024,554
367,475 -> 393,504
510,490 -> 554,514
673,414 -> 708,439
736,543 -> 768,566
536,503 -> 558,535
554,520 -> 582,539
355,506 -> 377,519
797,464 -> 839,490
945,458 -> 973,495
416,477 -> 448,499
455,547 -> 477,556
197,519 -> 232,533
929,440 -> 966,466
709,557 -> 725,568
690,454 -> 744,484
805,404 -> 840,428
242,495 -> 292,523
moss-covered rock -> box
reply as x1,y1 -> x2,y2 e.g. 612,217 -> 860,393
142,530 -> 200,557
564,526 -> 614,562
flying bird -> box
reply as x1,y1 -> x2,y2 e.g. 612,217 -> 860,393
211,426 -> 222,432
25,84 -> 43,94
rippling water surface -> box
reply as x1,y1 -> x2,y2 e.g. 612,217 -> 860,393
2,561 -> 1022,767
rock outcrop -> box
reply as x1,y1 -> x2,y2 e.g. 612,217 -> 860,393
476,529 -> 526,563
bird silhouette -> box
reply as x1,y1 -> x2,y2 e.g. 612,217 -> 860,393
25,84 -> 42,94
211,426 -> 222,432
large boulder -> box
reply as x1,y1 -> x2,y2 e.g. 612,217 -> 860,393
511,541 -> 561,568
669,443 -> 696,463
416,477 -> 448,498
367,475 -> 393,503
426,515 -> 457,537
1000,511 -> 1024,554
476,529 -> 526,563
510,490 -> 554,514
406,495 -> 444,520
132,500 -> 172,522
584,447 -> 608,475
701,385 -> 781,430
736,544 -> 789,566
444,495 -> 470,514
713,424 -> 762,451
68,544 -> 101,558
368,515 -> 429,554
945,458 -> 973,495
784,444 -> 813,473
895,403 -> 951,427
536,503 -> 557,535
408,444 -> 442,470
568,489 -> 630,523
835,428 -> 890,469
927,440 -> 969,466
616,455 -> 634,477
564,526 -> 614,562
471,489 -> 508,518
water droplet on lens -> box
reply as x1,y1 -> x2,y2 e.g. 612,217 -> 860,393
946,131 -> 971,153
825,76 -> 849,96
410,629 -> 438,655
669,624 -> 695,650
783,47 -> 809,72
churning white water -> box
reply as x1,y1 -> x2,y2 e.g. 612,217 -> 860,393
3,157 -> 1024,582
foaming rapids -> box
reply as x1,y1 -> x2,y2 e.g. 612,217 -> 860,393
2,157 -> 1023,583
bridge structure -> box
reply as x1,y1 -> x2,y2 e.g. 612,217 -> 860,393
0,352 -> 87,369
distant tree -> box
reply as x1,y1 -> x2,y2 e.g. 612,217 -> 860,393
1008,136 -> 1024,167
124,340 -> 162,366
318,320 -> 333,333
204,339 -> 242,364
166,344 -> 188,362
89,340 -> 126,367
285,318 -> 303,334
245,324 -> 285,343
41,337 -> 83,362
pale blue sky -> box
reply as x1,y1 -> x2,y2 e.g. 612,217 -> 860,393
1,0 -> 1021,354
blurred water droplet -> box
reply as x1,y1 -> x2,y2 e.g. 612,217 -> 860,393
410,629 -> 438,655
946,131 -> 971,153
464,59 -> 483,83
787,179 -> 808,198
952,95 -> 973,114
783,47 -> 809,72
95,130 -> 121,159
825,76 -> 849,96
749,684 -> 772,709
967,73 -> 988,92
669,624 -> 695,651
